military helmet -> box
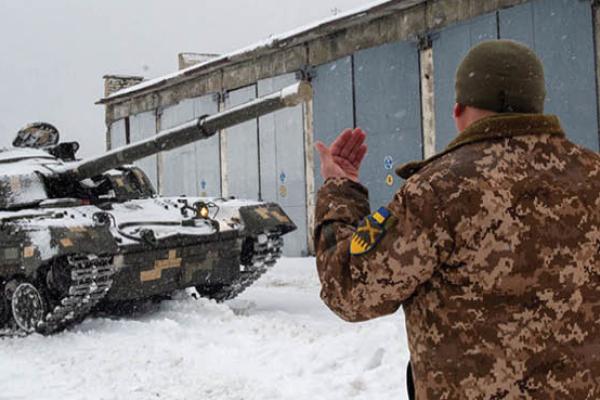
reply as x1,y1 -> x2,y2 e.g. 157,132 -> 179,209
14,122 -> 60,148
455,40 -> 546,113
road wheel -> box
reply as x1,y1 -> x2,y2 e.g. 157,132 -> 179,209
0,284 -> 9,328
6,280 -> 47,333
195,284 -> 227,301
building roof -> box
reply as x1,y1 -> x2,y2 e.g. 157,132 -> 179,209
98,0 -> 424,105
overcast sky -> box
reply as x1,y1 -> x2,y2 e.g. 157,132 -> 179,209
0,0 -> 367,157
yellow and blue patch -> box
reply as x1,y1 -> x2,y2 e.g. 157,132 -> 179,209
350,207 -> 392,256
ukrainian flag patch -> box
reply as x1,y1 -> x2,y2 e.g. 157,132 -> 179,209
350,207 -> 392,256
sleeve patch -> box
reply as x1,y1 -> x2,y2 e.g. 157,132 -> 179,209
350,207 -> 392,256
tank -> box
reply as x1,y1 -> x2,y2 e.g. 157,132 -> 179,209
0,82 -> 312,336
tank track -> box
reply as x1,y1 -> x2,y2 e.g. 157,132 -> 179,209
204,232 -> 283,302
0,254 -> 115,337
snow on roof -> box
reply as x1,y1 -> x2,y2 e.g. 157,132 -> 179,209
100,0 -> 422,104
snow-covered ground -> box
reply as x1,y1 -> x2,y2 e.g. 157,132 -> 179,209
0,258 -> 410,400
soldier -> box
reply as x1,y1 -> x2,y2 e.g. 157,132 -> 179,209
314,39 -> 600,399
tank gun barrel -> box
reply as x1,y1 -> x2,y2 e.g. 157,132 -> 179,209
66,81 -> 312,180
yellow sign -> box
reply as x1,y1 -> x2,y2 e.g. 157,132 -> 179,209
386,174 -> 394,186
279,185 -> 288,198
140,249 -> 182,282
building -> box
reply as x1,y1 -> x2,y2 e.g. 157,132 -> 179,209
99,0 -> 600,256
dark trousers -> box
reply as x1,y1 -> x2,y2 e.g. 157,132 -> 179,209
407,361 -> 415,400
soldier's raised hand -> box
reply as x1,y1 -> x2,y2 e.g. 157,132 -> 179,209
315,128 -> 367,183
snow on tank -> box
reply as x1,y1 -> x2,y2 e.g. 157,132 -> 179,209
0,82 -> 310,336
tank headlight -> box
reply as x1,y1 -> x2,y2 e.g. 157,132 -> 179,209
200,206 -> 209,219
197,203 -> 210,219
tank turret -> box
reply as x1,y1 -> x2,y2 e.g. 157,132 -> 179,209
0,81 -> 312,336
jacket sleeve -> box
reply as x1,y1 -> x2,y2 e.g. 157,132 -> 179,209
314,177 -> 453,322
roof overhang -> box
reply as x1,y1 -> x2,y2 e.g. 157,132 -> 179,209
97,0 -> 426,105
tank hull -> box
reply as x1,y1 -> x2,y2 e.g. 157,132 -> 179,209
0,81 -> 307,335
104,231 -> 242,301
89,196 -> 292,300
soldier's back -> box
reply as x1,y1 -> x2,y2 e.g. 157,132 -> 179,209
406,125 -> 600,399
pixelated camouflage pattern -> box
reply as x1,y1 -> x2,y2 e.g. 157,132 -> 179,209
314,114 -> 600,399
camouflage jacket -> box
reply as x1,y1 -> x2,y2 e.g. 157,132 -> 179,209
314,114 -> 600,399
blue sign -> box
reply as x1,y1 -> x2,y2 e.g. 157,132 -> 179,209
279,171 -> 287,183
200,180 -> 207,190
384,156 -> 394,170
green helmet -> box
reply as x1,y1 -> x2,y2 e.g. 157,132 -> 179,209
455,39 -> 546,113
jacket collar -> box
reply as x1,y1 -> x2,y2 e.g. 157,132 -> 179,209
395,114 -> 565,179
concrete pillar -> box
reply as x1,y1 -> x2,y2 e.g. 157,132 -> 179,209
303,98 -> 316,255
420,47 -> 436,158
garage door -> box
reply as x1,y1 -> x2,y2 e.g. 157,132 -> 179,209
159,94 -> 220,196
258,74 -> 308,256
354,40 -> 423,209
499,0 -> 599,150
224,85 -> 260,200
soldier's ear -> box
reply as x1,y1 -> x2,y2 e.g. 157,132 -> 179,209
453,103 -> 465,118
453,103 -> 468,133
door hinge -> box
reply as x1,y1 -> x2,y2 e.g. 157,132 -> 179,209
296,64 -> 317,82
212,91 -> 230,104
417,34 -> 432,51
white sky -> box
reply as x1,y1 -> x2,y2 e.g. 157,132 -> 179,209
0,0 -> 367,157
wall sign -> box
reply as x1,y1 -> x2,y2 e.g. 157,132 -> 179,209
385,174 -> 394,186
384,156 -> 394,170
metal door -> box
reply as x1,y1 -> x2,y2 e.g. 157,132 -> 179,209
499,0 -> 599,150
159,95 -> 221,196
258,73 -> 308,256
312,57 -> 355,189
159,100 -> 197,196
354,40 -> 423,209
433,13 -> 498,151
191,95 -> 220,197
109,119 -> 126,150
224,85 -> 260,200
129,111 -> 158,188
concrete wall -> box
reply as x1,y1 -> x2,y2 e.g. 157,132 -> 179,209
103,0 -> 531,124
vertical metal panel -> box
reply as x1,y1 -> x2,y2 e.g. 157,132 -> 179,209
500,0 -> 599,150
258,73 -> 308,256
158,94 -> 220,196
432,13 -> 498,151
312,57 -> 355,189
224,85 -> 260,200
109,119 -> 126,150
129,111 -> 158,188
192,95 -> 220,197
159,100 -> 197,196
354,41 -> 423,209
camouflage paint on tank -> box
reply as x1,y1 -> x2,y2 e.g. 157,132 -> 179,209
105,230 -> 243,301
0,215 -> 116,279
